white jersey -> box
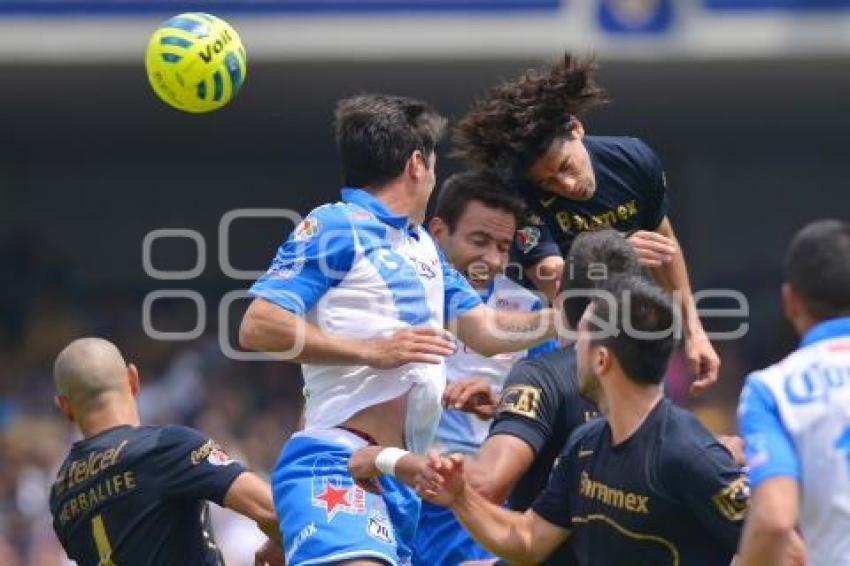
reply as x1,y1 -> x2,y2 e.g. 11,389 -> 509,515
435,274 -> 554,454
250,188 -> 481,454
738,317 -> 850,566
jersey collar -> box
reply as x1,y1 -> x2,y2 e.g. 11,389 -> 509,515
800,316 -> 850,347
341,187 -> 410,230
478,277 -> 497,302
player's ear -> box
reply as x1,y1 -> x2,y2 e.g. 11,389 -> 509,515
429,216 -> 448,244
572,118 -> 585,139
406,150 -> 424,180
55,395 -> 74,423
595,345 -> 611,374
127,363 -> 140,397
782,283 -> 808,334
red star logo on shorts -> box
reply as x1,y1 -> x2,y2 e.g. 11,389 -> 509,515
314,483 -> 351,520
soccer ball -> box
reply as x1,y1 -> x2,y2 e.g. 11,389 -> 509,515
145,13 -> 247,113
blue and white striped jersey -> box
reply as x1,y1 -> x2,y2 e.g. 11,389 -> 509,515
738,317 -> 850,566
250,188 -> 481,454
435,274 -> 556,454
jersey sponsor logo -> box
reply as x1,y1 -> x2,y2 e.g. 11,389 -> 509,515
516,226 -> 541,254
293,217 -> 321,242
191,439 -> 234,466
553,199 -> 639,234
496,385 -> 541,418
312,477 -> 366,521
579,471 -> 650,514
413,258 -> 437,280
57,470 -> 138,525
784,363 -> 850,405
712,475 -> 750,522
268,256 -> 305,280
366,511 -> 395,545
540,195 -> 558,208
54,440 -> 129,496
285,522 -> 317,563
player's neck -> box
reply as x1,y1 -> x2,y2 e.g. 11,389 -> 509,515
78,401 -> 141,439
369,182 -> 424,224
603,376 -> 663,446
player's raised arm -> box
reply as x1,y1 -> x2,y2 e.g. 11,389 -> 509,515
240,206 -> 453,367
639,217 -> 720,395
452,302 -> 559,357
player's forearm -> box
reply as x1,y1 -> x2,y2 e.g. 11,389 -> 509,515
240,298 -> 368,364
457,307 -> 558,357
450,486 -> 538,563
462,454 -> 515,504
737,522 -> 793,566
223,472 -> 279,536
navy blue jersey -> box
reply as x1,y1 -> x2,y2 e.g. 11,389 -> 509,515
533,399 -> 748,566
512,136 -> 669,268
49,425 -> 246,566
487,347 -> 598,566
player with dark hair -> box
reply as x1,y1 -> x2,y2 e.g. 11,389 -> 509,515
738,219 -> 850,566
241,94 -> 559,566
413,170 -> 557,564
454,53 -> 720,395
417,275 -> 749,566
350,229 -> 634,565
49,338 -> 281,566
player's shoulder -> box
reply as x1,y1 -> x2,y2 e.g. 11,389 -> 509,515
586,135 -> 661,170
657,402 -> 726,464
153,424 -> 210,451
298,201 -> 362,233
507,348 -> 575,388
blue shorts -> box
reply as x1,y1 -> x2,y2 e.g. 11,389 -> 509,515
272,429 -> 419,566
414,499 -> 493,564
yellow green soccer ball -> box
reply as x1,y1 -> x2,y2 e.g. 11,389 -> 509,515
145,13 -> 247,113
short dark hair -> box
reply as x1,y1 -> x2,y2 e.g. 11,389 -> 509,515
335,94 -> 448,188
588,275 -> 677,386
433,170 -> 526,232
785,219 -> 850,321
562,229 -> 642,328
453,53 -> 608,176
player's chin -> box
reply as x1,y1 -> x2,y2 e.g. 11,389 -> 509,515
577,182 -> 597,201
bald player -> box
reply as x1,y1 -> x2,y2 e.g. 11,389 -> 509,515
48,337 -> 282,566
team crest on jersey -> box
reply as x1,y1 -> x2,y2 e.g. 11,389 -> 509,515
516,226 -> 541,253
312,474 -> 366,521
712,475 -> 750,522
293,217 -> 320,242
207,446 -> 235,466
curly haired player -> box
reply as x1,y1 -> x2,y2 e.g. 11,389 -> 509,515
454,53 -> 720,395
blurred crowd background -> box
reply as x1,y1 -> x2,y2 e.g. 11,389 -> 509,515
1,0 -> 849,564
